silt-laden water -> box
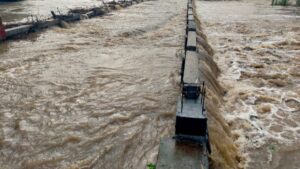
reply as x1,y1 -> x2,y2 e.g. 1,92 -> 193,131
0,0 -> 186,168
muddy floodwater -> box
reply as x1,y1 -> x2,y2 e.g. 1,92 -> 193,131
1,0 -> 299,168
0,0 -> 186,168
0,0 -> 104,22
196,0 -> 300,168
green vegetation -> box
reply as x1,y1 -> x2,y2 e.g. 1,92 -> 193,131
147,163 -> 156,169
268,144 -> 277,152
297,0 -> 300,5
272,0 -> 289,6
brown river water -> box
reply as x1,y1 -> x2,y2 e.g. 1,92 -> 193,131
0,0 -> 187,168
0,0 -> 104,22
1,0 -> 299,168
195,0 -> 300,168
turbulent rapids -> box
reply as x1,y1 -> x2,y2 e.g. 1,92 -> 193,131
0,0 -> 187,168
195,0 -> 300,168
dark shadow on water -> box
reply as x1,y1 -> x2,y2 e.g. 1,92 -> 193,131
276,6 -> 300,16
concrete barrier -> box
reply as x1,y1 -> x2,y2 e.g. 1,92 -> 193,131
187,20 -> 196,31
156,0 -> 210,167
188,14 -> 194,22
182,51 -> 200,98
175,94 -> 207,137
156,138 -> 209,169
186,31 -> 197,51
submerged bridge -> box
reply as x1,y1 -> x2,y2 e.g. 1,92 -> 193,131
156,0 -> 210,168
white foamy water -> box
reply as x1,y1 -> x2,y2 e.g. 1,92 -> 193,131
195,0 -> 300,168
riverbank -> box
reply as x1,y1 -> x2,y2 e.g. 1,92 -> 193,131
195,0 -> 300,168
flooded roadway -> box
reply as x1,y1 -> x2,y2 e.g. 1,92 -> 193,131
0,0 -> 186,168
195,0 -> 300,168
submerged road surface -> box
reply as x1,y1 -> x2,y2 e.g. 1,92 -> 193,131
0,0 -> 186,168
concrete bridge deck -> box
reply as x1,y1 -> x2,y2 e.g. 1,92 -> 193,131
157,138 -> 209,169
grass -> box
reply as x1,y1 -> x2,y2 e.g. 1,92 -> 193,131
147,163 -> 156,169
